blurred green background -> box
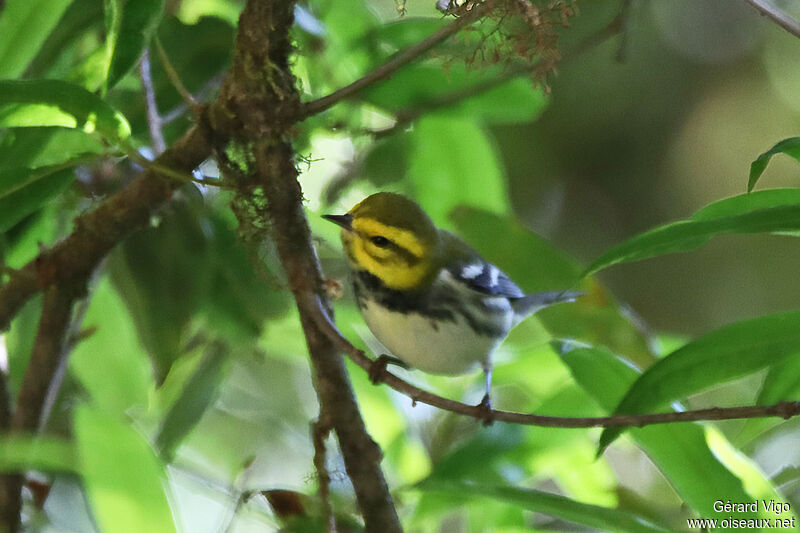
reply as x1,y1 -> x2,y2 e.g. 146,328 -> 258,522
1,0 -> 800,531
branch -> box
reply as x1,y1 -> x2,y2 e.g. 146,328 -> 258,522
139,48 -> 167,155
0,124 -> 211,332
210,2 -> 402,530
312,416 -> 336,533
745,0 -> 800,39
0,282 -> 81,533
300,3 -> 489,117
307,296 -> 800,429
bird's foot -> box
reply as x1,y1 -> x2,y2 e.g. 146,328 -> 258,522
476,394 -> 494,426
368,354 -> 408,384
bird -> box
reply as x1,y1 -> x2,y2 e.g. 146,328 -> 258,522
323,192 -> 580,419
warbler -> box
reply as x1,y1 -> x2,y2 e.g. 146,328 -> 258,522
324,192 -> 580,412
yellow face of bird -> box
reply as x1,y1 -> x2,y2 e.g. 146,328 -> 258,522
324,193 -> 441,291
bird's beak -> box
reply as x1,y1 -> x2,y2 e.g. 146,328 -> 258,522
322,213 -> 353,231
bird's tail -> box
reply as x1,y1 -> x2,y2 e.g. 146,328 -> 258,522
511,290 -> 583,326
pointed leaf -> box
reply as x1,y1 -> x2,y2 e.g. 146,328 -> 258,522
75,405 -> 177,533
598,311 -> 800,452
102,0 -> 165,93
749,137 -> 800,192
0,79 -> 131,143
584,189 -> 800,277
418,481 -> 671,533
0,155 -> 96,232
559,344 -> 755,518
155,341 -> 228,461
0,0 -> 74,78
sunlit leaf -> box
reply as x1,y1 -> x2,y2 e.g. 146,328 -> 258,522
417,481 -> 672,533
0,435 -> 77,473
749,137 -> 800,192
558,343 -> 756,518
409,116 -> 508,227
70,278 -> 153,415
597,311 -> 800,453
583,189 -> 800,277
75,404 -> 177,533
0,79 -> 132,143
0,0 -> 74,78
102,0 -> 165,93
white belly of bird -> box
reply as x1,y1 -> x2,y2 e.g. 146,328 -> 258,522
359,299 -> 506,375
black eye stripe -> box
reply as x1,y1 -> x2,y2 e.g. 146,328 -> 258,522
370,236 -> 390,247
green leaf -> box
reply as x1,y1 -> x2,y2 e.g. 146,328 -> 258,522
451,208 -> 658,368
74,404 -> 177,533
418,481 -> 671,533
155,341 -> 228,461
0,435 -> 77,473
102,0 -> 166,93
364,64 -> 547,124
0,79 -> 132,143
409,116 -> 508,228
749,137 -> 800,192
70,277 -> 153,415
0,156 -> 95,232
558,344 -> 755,518
584,189 -> 800,277
598,310 -> 800,453
0,0 -> 74,78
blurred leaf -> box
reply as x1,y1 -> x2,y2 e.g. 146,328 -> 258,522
364,64 -> 547,124
0,435 -> 76,472
25,0 -> 104,79
4,296 -> 41,397
739,357 -> 800,444
102,0 -> 165,93
425,425 -> 525,484
0,79 -> 132,143
598,310 -> 800,453
451,208 -> 657,368
417,481 -> 671,533
410,116 -> 508,227
558,344 -> 755,518
0,158 -> 94,232
109,199 -> 211,381
75,404 -> 176,533
155,341 -> 229,461
363,17 -> 447,51
202,214 -> 290,340
0,0 -> 74,78
749,137 -> 800,192
362,133 -> 409,187
584,189 -> 800,277
70,277 -> 153,415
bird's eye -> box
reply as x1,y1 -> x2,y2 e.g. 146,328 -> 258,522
370,236 -> 390,248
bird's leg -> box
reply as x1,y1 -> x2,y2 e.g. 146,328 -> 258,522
477,362 -> 494,426
369,354 -> 408,384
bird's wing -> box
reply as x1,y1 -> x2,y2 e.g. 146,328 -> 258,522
445,259 -> 525,299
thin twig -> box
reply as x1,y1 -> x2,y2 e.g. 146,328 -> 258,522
300,3 -> 490,117
745,0 -> 800,39
139,48 -> 167,155
312,416 -> 336,533
154,36 -> 201,115
307,294 -> 800,430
